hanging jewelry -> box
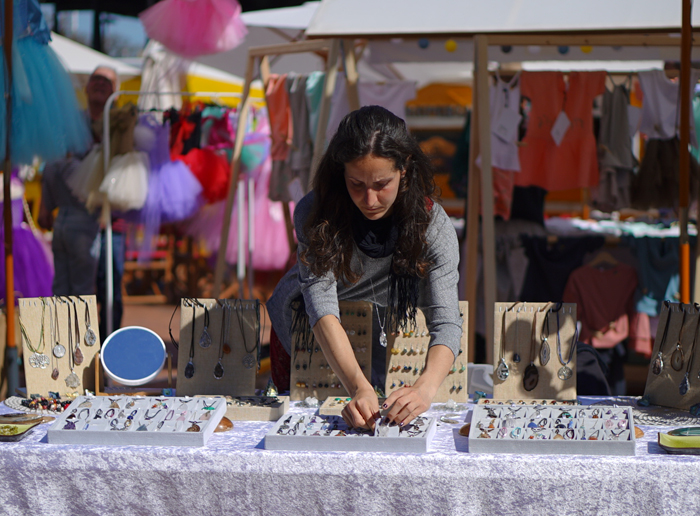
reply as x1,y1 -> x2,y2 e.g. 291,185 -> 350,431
556,310 -> 576,381
672,304 -> 689,371
680,304 -> 700,395
184,299 -> 196,379
199,301 -> 212,348
52,298 -> 66,359
66,297 -> 84,366
370,278 -> 389,348
49,298 -> 59,380
20,298 -> 48,369
523,309 -> 540,392
540,304 -> 559,366
64,299 -> 81,390
214,300 -> 229,379
513,304 -> 522,363
237,300 -> 259,370
496,307 -> 510,381
79,296 -> 97,346
653,301 -> 672,375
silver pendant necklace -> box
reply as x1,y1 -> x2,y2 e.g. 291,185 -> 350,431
80,296 -> 97,346
199,302 -> 212,348
214,300 -> 229,379
496,306 -> 509,381
556,310 -> 576,381
64,299 -> 81,390
653,301 -> 672,375
52,298 -> 65,359
369,278 -> 388,347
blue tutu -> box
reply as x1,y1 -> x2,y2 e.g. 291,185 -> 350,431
0,0 -> 91,165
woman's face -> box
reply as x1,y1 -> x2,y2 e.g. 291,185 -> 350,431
344,154 -> 404,220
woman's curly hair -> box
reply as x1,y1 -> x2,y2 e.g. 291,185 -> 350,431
300,105 -> 437,283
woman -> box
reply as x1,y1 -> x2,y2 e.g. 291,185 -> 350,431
267,106 -> 462,429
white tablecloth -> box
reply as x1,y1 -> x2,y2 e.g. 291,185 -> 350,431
0,398 -> 698,515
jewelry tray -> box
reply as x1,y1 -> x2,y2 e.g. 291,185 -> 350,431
47,395 -> 226,447
318,396 -> 386,416
264,413 -> 437,453
221,395 -> 289,421
468,404 -> 636,456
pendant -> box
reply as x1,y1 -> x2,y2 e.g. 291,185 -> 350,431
672,343 -> 685,371
74,347 -> 84,366
496,357 -> 510,381
223,344 -> 231,354
184,360 -> 195,379
186,421 -> 201,433
523,363 -> 539,392
53,343 -> 66,358
513,353 -> 521,363
558,365 -> 573,381
51,368 -> 59,380
214,360 -> 224,379
242,353 -> 256,369
680,373 -> 690,396
137,423 -> 148,431
652,351 -> 664,375
63,421 -> 76,430
199,327 -> 212,348
201,411 -> 211,421
65,372 -> 81,389
379,331 -> 388,348
28,353 -> 39,368
84,326 -> 97,347
37,353 -> 49,369
540,339 -> 550,366
109,398 -> 120,409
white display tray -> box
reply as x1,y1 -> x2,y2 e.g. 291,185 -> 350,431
469,404 -> 636,456
47,395 -> 226,447
265,413 -> 437,453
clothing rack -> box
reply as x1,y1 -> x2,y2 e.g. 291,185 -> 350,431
102,90 -> 265,336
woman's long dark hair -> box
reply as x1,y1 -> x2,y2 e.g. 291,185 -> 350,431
301,105 -> 437,284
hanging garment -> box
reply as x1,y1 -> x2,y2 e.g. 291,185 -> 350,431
516,71 -> 606,191
591,166 -> 633,213
139,0 -> 247,58
177,148 -> 230,203
598,79 -> 635,170
137,40 -> 186,111
486,71 -> 522,172
0,0 -> 90,165
638,69 -> 700,142
305,71 -> 325,141
286,74 -> 313,193
266,74 -> 292,161
692,96 -> 700,163
167,108 -> 202,158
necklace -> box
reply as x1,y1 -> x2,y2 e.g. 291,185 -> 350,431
184,300 -> 196,379
680,304 -> 700,395
523,309 -> 540,392
672,304 -> 689,371
199,301 -> 212,348
652,301 -> 672,375
20,299 -> 48,368
64,299 -> 81,390
79,296 -> 97,346
513,304 -> 522,363
370,278 -> 388,348
540,303 -> 561,366
66,298 -> 84,366
557,311 -> 577,381
214,300 -> 229,379
49,299 -> 59,380
496,307 -> 510,381
52,298 -> 66,359
237,300 -> 259,369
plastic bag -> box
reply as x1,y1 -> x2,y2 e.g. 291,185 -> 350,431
99,151 -> 150,211
66,144 -> 104,203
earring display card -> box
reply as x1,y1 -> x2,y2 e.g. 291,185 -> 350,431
492,302 -> 577,401
469,404 -> 635,456
47,395 -> 226,447
385,301 -> 469,403
643,302 -> 700,410
220,395 -> 290,421
19,296 -> 101,398
264,412 -> 437,452
177,298 -> 260,397
289,301 -> 372,401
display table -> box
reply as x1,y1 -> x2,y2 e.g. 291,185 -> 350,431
0,398 -> 698,515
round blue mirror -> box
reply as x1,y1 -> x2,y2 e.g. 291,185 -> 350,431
100,326 -> 166,386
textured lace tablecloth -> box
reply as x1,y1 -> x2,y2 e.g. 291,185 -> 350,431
0,397 -> 698,516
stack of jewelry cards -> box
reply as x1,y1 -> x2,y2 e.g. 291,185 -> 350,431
468,404 -> 636,456
48,396 -> 226,447
265,413 -> 437,453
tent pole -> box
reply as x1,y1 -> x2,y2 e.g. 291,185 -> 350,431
680,0 -> 692,304
475,35 -> 497,365
3,0 -> 17,396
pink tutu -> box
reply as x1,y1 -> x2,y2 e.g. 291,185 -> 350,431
139,0 -> 247,58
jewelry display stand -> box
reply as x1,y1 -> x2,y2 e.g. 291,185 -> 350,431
385,301 -> 469,402
177,298 -> 260,397
19,296 -> 101,397
219,395 -> 290,421
289,301 -> 372,401
264,413 -> 437,452
492,302 -> 577,401
48,395 -> 226,446
469,404 -> 635,456
642,302 -> 700,410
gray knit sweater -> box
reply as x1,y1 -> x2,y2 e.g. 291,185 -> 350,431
267,192 -> 463,359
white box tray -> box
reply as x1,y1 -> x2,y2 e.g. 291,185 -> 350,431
265,413 -> 437,453
47,395 -> 226,447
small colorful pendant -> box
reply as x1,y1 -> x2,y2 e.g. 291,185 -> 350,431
540,339 -> 550,366
672,343 -> 685,371
379,331 -> 388,348
652,351 -> 664,375
523,363 -> 539,392
51,368 -> 59,380
496,358 -> 510,381
73,347 -> 84,366
84,326 -> 97,347
680,373 -> 690,396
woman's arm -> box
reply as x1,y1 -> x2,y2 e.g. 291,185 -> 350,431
313,314 -> 380,429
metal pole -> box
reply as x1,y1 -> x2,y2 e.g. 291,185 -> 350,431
247,176 -> 254,298
679,0 -> 692,304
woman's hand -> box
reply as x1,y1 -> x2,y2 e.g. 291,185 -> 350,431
382,383 -> 433,427
342,385 -> 380,430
